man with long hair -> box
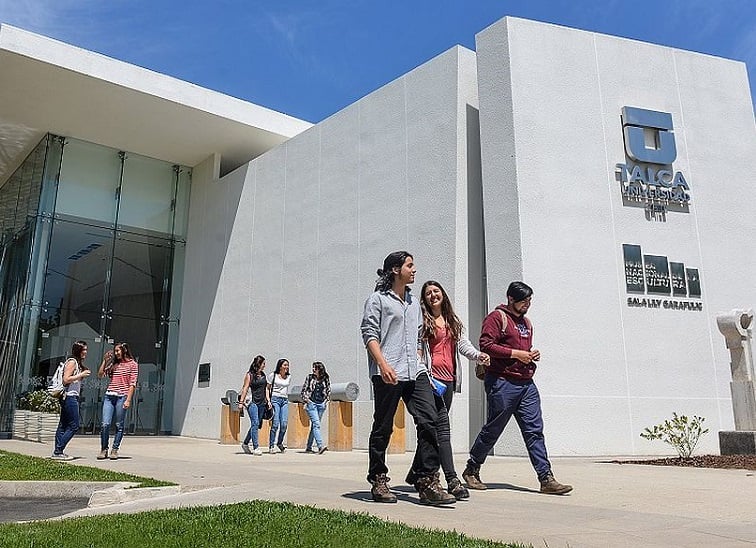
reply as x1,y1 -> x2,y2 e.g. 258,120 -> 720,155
360,251 -> 455,506
463,281 -> 573,495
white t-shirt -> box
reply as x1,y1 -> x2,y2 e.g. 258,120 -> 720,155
267,372 -> 291,399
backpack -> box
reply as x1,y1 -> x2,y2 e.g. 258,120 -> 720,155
474,310 -> 533,380
48,361 -> 67,399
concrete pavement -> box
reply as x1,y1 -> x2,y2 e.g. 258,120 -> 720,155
1,437 -> 755,547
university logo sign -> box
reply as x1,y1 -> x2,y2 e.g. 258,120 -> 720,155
614,107 -> 691,218
622,243 -> 702,311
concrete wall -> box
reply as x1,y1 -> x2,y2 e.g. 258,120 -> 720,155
476,17 -> 756,456
175,46 -> 481,454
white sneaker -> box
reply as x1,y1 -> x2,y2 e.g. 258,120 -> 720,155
268,446 -> 278,454
51,453 -> 73,461
252,447 -> 263,456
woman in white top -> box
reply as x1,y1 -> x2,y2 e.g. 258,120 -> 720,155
268,358 -> 291,453
52,340 -> 91,460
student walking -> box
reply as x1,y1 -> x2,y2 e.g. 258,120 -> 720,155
97,342 -> 138,460
463,281 -> 572,495
51,340 -> 91,460
268,358 -> 291,454
301,361 -> 330,454
360,251 -> 455,506
238,355 -> 271,456
405,280 -> 489,499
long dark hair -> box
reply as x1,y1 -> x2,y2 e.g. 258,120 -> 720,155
248,355 -> 266,377
374,251 -> 412,292
71,340 -> 88,370
420,280 -> 463,342
274,358 -> 290,379
311,361 -> 329,382
113,342 -> 134,363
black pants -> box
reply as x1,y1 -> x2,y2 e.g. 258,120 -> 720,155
411,379 -> 457,483
367,372 -> 441,482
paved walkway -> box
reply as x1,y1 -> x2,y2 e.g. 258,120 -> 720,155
2,437 -> 755,547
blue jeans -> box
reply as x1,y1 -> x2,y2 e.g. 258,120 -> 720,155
243,402 -> 266,448
269,396 -> 289,448
468,375 -> 551,481
54,396 -> 80,454
305,401 -> 327,450
101,394 -> 127,451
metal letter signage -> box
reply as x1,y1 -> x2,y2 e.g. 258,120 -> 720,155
622,106 -> 677,164
622,244 -> 702,311
614,107 -> 691,220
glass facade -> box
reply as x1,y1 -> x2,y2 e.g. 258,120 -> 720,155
0,135 -> 190,436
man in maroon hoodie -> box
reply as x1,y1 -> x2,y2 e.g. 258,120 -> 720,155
462,281 -> 573,495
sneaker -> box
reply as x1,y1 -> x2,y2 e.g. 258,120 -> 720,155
370,473 -> 397,503
109,449 -> 119,460
51,453 -> 73,461
269,446 -> 278,454
416,473 -> 456,506
97,449 -> 108,460
252,447 -> 263,456
277,443 -> 286,453
447,476 -> 470,500
462,465 -> 487,490
304,447 -> 315,453
241,443 -> 251,454
318,446 -> 328,455
540,472 -> 573,495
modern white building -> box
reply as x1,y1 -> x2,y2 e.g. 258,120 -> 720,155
1,16 -> 754,457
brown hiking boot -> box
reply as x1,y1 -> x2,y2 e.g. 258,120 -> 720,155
447,477 -> 470,500
540,472 -> 573,495
97,449 -> 108,460
416,473 -> 456,506
371,473 -> 397,503
462,465 -> 487,490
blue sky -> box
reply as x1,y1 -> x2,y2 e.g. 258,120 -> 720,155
1,0 -> 754,123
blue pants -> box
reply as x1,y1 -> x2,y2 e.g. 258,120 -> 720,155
54,396 -> 80,454
101,394 -> 127,451
243,402 -> 266,448
305,401 -> 326,450
269,396 -> 289,447
468,375 -> 552,481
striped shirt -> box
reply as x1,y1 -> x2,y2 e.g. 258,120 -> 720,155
360,288 -> 425,381
105,359 -> 138,396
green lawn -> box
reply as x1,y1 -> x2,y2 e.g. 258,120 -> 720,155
0,501 -> 528,547
0,450 -> 173,487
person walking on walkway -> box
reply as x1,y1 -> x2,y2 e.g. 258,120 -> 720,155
463,281 -> 572,495
268,358 -> 291,454
360,251 -> 455,506
301,361 -> 330,454
238,355 -> 271,456
405,280 -> 489,499
97,342 -> 138,460
52,340 -> 91,460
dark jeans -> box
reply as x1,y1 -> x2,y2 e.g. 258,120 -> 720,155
468,375 -> 551,481
410,384 -> 457,482
54,396 -> 80,454
367,372 -> 440,483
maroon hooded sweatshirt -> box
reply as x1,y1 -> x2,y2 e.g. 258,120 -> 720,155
478,304 -> 535,381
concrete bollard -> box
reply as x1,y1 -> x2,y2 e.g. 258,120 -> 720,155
388,399 -> 406,454
219,389 -> 241,445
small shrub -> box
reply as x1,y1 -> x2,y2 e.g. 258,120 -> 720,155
640,412 -> 709,458
16,390 -> 61,414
